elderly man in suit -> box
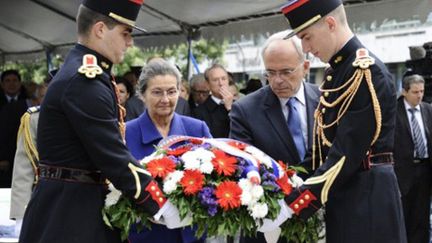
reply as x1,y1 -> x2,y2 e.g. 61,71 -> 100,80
229,30 -> 319,243
394,74 -> 432,243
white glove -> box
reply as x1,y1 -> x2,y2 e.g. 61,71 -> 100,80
257,199 -> 293,232
153,200 -> 192,229
15,218 -> 23,237
290,174 -> 304,188
264,227 -> 282,243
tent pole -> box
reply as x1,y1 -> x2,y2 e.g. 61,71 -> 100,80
45,48 -> 53,72
186,34 -> 192,80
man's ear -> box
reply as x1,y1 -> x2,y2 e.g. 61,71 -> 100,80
324,16 -> 337,32
92,21 -> 106,39
401,88 -> 408,97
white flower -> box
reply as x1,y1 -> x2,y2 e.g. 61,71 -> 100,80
182,148 -> 214,170
200,161 -> 214,174
105,184 -> 122,207
250,203 -> 269,219
164,170 -> 184,184
240,191 -> 253,205
163,170 -> 184,194
140,152 -> 163,165
251,185 -> 264,200
163,180 -> 178,194
238,178 -> 253,191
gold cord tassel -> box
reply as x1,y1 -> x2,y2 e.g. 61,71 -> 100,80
312,68 -> 382,170
17,112 -> 39,183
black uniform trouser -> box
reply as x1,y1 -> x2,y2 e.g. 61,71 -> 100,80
401,161 -> 432,243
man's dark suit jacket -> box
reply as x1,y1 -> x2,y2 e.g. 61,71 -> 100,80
175,97 -> 191,117
394,97 -> 432,195
229,83 -> 319,166
194,96 -> 230,138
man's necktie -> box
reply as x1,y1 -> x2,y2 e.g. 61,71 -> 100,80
287,98 -> 306,160
408,108 -> 426,158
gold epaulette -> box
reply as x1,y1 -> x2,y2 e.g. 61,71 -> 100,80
18,111 -> 40,183
311,48 -> 382,170
78,54 -> 103,79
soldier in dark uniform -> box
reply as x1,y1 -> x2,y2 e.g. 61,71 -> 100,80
19,1 -> 185,242
278,0 -> 407,242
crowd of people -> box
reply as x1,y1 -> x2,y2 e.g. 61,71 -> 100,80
1,0 -> 431,242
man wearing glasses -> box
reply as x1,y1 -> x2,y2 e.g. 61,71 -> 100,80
230,31 -> 319,242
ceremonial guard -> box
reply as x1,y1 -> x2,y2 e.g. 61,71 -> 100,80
9,106 -> 40,236
19,1 -> 184,242
280,0 -> 407,242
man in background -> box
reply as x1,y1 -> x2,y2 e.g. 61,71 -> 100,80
394,74 -> 432,243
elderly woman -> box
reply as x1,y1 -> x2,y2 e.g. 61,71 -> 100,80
126,59 -> 211,243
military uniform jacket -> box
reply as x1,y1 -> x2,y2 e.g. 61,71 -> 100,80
284,37 -> 406,243
19,44 -> 164,243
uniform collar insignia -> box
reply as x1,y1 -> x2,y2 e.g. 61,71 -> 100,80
352,48 -> 375,69
78,54 -> 103,79
101,61 -> 110,70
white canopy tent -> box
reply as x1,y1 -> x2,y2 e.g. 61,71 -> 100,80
0,0 -> 430,62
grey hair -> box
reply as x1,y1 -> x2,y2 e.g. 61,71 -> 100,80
189,74 -> 206,86
261,30 -> 306,62
402,74 -> 425,91
138,59 -> 182,94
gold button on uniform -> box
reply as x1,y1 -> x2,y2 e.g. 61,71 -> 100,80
158,198 -> 164,202
151,186 -> 156,191
299,199 -> 304,204
326,75 -> 332,82
321,108 -> 326,114
304,195 -> 310,200
294,204 -> 299,209
156,191 -> 160,196
324,92 -> 329,97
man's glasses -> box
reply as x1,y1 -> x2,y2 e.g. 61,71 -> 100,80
149,89 -> 178,98
192,89 -> 210,96
264,63 -> 302,80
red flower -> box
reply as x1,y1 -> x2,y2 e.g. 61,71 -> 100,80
215,181 -> 242,211
278,160 -> 295,177
211,149 -> 237,176
228,141 -> 247,150
166,145 -> 192,156
146,157 -> 176,179
276,173 -> 293,195
180,170 -> 205,195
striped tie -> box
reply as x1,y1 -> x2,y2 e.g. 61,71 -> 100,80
408,108 -> 426,158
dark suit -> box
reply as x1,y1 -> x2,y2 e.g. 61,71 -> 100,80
229,83 -> 319,243
194,96 -> 230,138
175,97 -> 192,117
230,83 -> 319,166
394,97 -> 432,243
0,99 -> 30,187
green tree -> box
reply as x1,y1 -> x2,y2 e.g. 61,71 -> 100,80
116,39 -> 227,78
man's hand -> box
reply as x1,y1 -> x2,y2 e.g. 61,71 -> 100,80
219,86 -> 234,111
257,199 -> 293,232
